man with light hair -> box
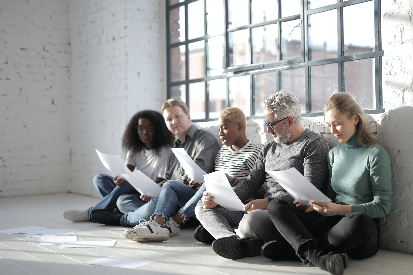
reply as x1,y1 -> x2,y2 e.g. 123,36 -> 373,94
195,91 -> 329,260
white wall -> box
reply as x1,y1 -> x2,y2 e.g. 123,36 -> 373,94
0,0 -> 412,254
0,0 -> 70,196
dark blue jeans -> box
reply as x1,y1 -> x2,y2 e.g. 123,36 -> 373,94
267,199 -> 379,260
88,173 -> 145,216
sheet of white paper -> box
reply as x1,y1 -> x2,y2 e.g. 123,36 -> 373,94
96,149 -> 128,177
0,226 -> 48,234
25,229 -> 79,238
86,256 -> 155,269
60,240 -> 116,248
204,171 -> 245,211
121,170 -> 161,197
171,148 -> 206,184
267,168 -> 331,206
40,235 -> 78,245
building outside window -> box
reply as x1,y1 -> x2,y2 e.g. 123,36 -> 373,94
166,0 -> 383,120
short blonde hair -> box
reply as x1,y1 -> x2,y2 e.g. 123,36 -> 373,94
161,98 -> 189,115
220,107 -> 247,133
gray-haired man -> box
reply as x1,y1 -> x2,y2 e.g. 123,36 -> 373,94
195,91 -> 329,259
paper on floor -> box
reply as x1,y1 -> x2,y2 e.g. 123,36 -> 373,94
40,235 -> 78,245
60,240 -> 116,248
86,256 -> 155,269
25,228 -> 79,238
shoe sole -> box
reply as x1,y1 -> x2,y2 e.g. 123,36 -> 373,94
212,238 -> 262,259
124,232 -> 169,242
328,254 -> 345,275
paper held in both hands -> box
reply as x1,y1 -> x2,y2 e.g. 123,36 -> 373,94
267,168 -> 330,206
95,149 -> 161,197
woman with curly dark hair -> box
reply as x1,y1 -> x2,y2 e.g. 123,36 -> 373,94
63,110 -> 175,222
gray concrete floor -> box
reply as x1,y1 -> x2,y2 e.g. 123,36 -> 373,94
0,193 -> 412,275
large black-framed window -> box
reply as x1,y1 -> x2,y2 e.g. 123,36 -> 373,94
166,0 -> 383,121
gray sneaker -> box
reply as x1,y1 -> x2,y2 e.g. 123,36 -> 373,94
63,210 -> 89,222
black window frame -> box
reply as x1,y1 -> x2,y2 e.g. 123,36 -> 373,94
166,0 -> 383,121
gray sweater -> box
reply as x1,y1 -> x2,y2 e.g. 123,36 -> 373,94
233,129 -> 329,203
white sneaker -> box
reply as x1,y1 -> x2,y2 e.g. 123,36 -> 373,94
63,210 -> 89,222
165,218 -> 180,237
124,220 -> 169,242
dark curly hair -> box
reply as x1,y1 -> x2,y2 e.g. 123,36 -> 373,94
122,110 -> 175,157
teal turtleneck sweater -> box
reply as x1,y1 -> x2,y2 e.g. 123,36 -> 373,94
327,132 -> 392,218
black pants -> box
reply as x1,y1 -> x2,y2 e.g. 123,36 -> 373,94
266,199 -> 379,259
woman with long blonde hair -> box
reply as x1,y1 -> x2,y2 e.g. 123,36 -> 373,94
261,93 -> 392,275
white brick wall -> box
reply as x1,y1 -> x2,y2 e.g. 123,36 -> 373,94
0,0 -> 412,255
0,0 -> 70,197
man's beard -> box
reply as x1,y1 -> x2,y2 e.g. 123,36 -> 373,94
274,123 -> 291,144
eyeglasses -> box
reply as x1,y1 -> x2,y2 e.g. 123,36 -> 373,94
264,117 -> 288,131
137,125 -> 155,132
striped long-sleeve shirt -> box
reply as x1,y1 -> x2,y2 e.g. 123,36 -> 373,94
214,141 -> 261,179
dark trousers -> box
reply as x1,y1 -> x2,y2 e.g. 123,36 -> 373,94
267,199 -> 379,259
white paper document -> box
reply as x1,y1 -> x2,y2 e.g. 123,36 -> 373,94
171,148 -> 206,184
86,256 -> 155,269
267,168 -> 331,206
121,170 -> 161,197
204,171 -> 245,211
40,235 -> 78,245
0,226 -> 48,234
60,240 -> 116,248
25,229 -> 79,238
96,149 -> 128,177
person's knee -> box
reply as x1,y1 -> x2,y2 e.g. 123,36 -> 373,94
345,212 -> 376,235
267,198 -> 289,214
116,194 -> 138,214
93,173 -> 107,187
238,212 -> 258,238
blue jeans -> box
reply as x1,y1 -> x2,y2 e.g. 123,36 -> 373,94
88,173 -> 146,216
120,197 -> 158,227
153,180 -> 198,220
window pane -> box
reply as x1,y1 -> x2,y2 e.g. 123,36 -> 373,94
170,84 -> 186,103
309,9 -> 337,61
254,72 -> 278,116
281,19 -> 301,60
280,68 -> 306,112
208,79 -> 226,118
169,0 -> 185,4
229,75 -> 251,116
251,0 -> 278,24
310,64 -> 338,112
206,0 -> 224,35
229,29 -> 250,66
170,45 -> 186,82
343,1 -> 375,56
308,0 -> 336,10
281,0 -> 301,18
169,6 -> 185,44
228,0 -> 249,29
189,82 -> 206,119
252,24 -> 278,64
344,58 -> 375,109
189,41 -> 205,79
207,36 -> 225,76
188,0 -> 205,40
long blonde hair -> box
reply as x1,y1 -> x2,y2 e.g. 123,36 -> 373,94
324,93 -> 380,147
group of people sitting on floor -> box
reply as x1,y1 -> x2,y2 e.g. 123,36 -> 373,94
64,91 -> 392,275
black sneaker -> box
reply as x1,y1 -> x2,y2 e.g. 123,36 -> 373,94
89,209 -> 123,226
194,225 -> 215,244
261,240 -> 299,261
212,235 -> 264,259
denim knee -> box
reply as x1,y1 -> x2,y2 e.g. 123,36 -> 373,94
93,173 -> 108,187
267,198 -> 289,215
